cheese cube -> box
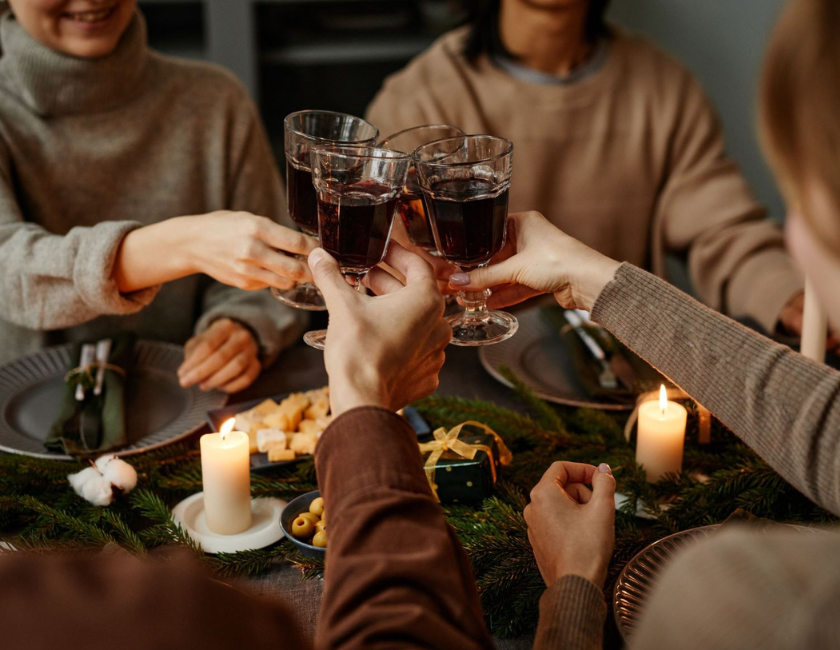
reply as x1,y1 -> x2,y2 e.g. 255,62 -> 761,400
253,399 -> 279,416
257,428 -> 287,453
289,432 -> 318,456
268,448 -> 296,462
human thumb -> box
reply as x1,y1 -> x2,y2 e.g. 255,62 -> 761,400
449,258 -> 518,291
591,463 -> 616,506
308,248 -> 352,304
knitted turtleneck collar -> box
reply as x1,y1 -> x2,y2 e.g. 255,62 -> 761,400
0,9 -> 149,117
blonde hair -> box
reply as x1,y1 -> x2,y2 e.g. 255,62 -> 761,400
760,0 -> 840,253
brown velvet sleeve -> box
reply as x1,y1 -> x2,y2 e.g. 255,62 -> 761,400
314,406 -> 495,650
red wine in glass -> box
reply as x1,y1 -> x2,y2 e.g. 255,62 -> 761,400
318,182 -> 399,279
397,189 -> 437,251
286,159 -> 319,236
425,178 -> 509,269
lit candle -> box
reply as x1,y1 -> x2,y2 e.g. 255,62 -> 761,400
200,419 -> 252,535
636,385 -> 687,482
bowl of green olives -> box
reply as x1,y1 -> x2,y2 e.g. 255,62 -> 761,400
281,490 -> 327,558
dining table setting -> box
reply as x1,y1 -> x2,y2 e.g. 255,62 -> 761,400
1,108 -> 837,650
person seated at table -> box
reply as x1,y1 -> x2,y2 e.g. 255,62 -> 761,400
0,0 -> 316,392
365,0 -> 830,347
0,242 -> 497,650
450,0 -> 840,645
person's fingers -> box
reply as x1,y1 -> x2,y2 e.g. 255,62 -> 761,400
180,328 -> 254,387
218,357 -> 262,394
366,266 -> 406,296
248,241 -> 313,284
257,221 -> 318,257
590,463 -> 617,507
565,482 -> 593,505
199,348 -> 258,391
545,461 -> 599,489
178,319 -> 236,377
449,257 -> 521,291
309,248 -> 355,305
383,241 -> 437,284
485,284 -> 543,310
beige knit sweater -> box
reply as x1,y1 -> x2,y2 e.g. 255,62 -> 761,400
0,11 -> 303,366
532,263 -> 840,649
366,27 -> 804,333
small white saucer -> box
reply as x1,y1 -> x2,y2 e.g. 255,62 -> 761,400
172,492 -> 286,554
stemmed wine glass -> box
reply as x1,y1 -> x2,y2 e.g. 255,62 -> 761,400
272,110 -> 379,311
413,135 -> 518,346
302,145 -> 410,349
378,124 -> 465,255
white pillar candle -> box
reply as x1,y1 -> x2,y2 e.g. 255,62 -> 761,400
200,419 -> 252,535
801,278 -> 828,362
636,385 -> 687,482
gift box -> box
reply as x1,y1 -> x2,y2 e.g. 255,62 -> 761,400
419,422 -> 512,504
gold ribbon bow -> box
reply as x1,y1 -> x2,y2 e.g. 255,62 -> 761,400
418,421 -> 513,501
624,387 -> 712,444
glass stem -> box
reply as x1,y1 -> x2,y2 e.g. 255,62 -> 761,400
350,274 -> 365,292
458,289 -> 491,325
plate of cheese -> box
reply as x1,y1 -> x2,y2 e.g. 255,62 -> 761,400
206,387 -> 430,472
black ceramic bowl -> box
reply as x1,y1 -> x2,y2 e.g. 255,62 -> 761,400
281,490 -> 325,558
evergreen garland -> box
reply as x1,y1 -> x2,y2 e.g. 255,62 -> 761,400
0,373 -> 833,638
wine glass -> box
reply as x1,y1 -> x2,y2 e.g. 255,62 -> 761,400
272,110 -> 379,311
302,145 -> 411,350
413,135 -> 518,346
378,124 -> 465,255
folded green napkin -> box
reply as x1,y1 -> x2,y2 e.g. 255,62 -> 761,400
542,307 -> 663,404
46,334 -> 135,457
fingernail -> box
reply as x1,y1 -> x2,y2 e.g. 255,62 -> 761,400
598,463 -> 612,474
309,248 -> 325,266
450,273 -> 470,286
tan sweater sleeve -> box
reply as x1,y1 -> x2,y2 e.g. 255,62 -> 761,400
194,86 -> 306,364
655,73 -> 803,332
315,407 -> 495,650
533,575 -> 606,650
592,263 -> 840,517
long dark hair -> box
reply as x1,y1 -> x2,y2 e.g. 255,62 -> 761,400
462,0 -> 612,62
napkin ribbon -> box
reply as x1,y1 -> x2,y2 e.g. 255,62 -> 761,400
66,362 -> 127,384
418,421 -> 513,501
624,388 -> 712,444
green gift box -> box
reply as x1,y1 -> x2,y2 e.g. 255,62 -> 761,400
419,422 -> 512,504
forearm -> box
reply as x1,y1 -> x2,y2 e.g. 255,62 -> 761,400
314,407 -> 493,650
533,576 -> 605,650
114,217 -> 197,293
592,263 -> 840,516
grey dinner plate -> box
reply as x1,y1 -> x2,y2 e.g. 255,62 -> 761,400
0,341 -> 227,460
612,523 -> 819,641
479,307 -> 633,411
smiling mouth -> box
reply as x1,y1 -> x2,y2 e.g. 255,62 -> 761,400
62,5 -> 119,24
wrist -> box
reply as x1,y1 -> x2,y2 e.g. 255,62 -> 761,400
569,257 -> 621,312
328,363 -> 390,416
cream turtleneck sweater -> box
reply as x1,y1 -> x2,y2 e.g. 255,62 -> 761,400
0,10 -> 302,366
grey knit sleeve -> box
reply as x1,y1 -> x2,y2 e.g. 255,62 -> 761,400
0,219 -> 160,330
592,263 -> 840,517
533,575 -> 606,650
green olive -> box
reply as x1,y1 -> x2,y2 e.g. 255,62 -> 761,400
309,497 -> 325,516
298,512 -> 320,525
312,529 -> 327,548
291,516 -> 315,539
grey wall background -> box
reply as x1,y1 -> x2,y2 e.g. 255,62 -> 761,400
609,0 -> 789,222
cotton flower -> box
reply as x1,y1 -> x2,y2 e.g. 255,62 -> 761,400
94,454 -> 138,492
68,455 -> 138,506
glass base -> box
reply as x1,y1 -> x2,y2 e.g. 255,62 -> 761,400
446,310 -> 518,347
271,284 -> 327,311
303,329 -> 327,350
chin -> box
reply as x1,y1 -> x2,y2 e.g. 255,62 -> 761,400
54,1 -> 136,58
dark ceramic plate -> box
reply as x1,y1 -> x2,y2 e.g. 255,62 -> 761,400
281,490 -> 324,558
0,341 -> 227,460
207,395 -> 430,472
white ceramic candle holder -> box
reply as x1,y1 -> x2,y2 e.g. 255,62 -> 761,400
172,493 -> 286,554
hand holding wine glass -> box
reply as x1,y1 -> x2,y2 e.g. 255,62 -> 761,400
308,243 -> 451,416
448,211 -> 622,312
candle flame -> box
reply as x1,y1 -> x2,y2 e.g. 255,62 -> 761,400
220,418 -> 235,441
659,384 -> 668,415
